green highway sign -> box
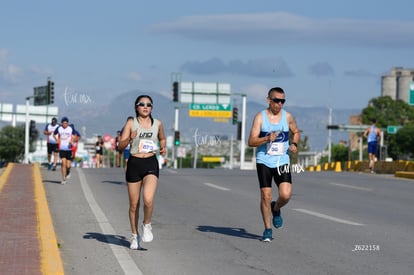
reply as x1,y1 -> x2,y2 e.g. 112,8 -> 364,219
33,86 -> 48,106
189,103 -> 232,118
189,103 -> 232,111
409,82 -> 414,105
387,125 -> 402,134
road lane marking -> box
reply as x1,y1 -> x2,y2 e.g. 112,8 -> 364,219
329,182 -> 373,191
164,169 -> 178,174
293,208 -> 365,226
78,169 -> 143,275
203,182 -> 230,191
0,163 -> 13,193
33,163 -> 65,274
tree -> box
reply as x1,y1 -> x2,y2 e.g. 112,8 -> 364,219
0,125 -> 25,162
395,124 -> 414,159
360,96 -> 414,159
360,96 -> 414,126
289,131 -> 309,164
331,143 -> 349,162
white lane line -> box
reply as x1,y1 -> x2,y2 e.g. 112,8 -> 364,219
329,182 -> 373,191
293,208 -> 365,226
78,169 -> 143,275
165,169 -> 178,174
203,182 -> 230,191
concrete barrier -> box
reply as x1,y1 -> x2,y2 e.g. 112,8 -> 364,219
334,161 -> 342,172
395,171 -> 414,180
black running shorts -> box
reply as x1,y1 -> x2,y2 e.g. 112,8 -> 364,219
59,150 -> 73,161
126,155 -> 159,182
256,163 -> 292,188
47,143 -> 59,154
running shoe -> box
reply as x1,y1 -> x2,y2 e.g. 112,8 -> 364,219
48,163 -> 52,170
262,228 -> 272,242
271,201 -> 283,228
141,223 -> 153,242
66,169 -> 71,179
52,165 -> 56,171
61,180 -> 66,185
130,234 -> 141,250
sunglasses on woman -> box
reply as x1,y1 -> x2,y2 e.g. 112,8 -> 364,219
136,102 -> 153,108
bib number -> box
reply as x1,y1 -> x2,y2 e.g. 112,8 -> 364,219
138,139 -> 157,153
266,142 -> 284,155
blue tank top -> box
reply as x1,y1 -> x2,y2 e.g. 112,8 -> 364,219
256,109 -> 290,168
367,126 -> 378,143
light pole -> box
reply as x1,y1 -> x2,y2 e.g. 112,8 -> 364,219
24,96 -> 33,164
239,94 -> 247,169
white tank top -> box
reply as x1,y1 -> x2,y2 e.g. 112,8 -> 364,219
130,118 -> 160,154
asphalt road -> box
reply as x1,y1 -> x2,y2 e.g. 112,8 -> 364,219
42,167 -> 414,275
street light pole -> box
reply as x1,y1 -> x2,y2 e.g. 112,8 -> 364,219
24,96 -> 31,164
173,107 -> 179,169
239,94 -> 247,169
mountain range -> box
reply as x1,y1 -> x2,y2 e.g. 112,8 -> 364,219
55,90 -> 360,152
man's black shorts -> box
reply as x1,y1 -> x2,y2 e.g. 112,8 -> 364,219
59,150 -> 73,161
47,143 -> 59,154
256,163 -> 292,188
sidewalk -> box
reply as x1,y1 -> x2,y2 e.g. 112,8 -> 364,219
0,163 -> 64,275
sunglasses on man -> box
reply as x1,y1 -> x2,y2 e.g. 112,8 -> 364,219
270,98 -> 286,104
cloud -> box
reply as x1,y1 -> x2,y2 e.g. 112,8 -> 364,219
242,83 -> 269,102
308,62 -> 335,77
344,69 -> 377,77
180,57 -> 294,78
28,66 -> 52,76
126,72 -> 142,81
0,48 -> 9,63
0,49 -> 49,85
0,64 -> 23,84
149,12 -> 414,48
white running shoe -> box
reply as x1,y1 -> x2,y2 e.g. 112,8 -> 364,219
130,234 -> 141,250
141,223 -> 153,242
61,180 -> 66,185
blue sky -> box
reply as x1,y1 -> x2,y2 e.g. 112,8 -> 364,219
1,0 -> 414,110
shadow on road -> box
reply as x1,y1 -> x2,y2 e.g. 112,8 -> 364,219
43,180 -> 65,185
83,232 -> 129,247
101,180 -> 125,185
83,232 -> 149,251
196,225 -> 261,240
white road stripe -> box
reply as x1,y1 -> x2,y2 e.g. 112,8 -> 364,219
293,208 -> 365,226
329,182 -> 373,191
203,182 -> 230,191
78,169 -> 143,275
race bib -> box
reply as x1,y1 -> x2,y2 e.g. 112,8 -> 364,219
266,142 -> 284,155
138,139 -> 157,153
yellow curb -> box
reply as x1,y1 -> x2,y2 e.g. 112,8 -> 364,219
395,171 -> 414,180
33,163 -> 65,275
0,163 -> 14,193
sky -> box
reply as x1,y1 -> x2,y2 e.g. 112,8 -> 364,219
1,0 -> 414,111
